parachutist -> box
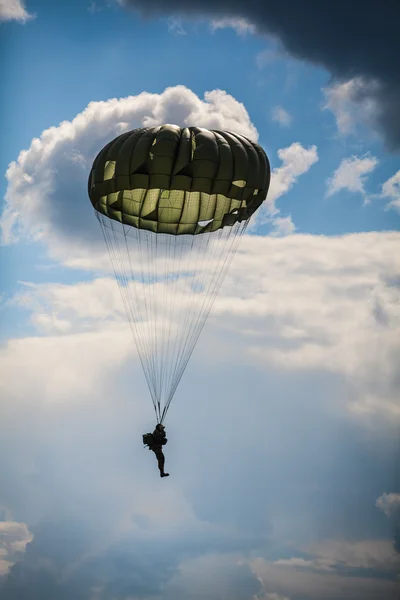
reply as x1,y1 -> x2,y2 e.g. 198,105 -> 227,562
143,424 -> 169,478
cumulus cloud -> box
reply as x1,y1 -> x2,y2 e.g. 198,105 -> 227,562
326,155 -> 378,200
271,106 -> 292,128
118,1 -> 400,151
0,0 -> 34,22
248,140 -> 317,233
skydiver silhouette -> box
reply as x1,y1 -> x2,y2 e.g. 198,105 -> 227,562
147,424 -> 169,478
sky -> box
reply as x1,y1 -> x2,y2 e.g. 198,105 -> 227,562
0,1 -> 400,599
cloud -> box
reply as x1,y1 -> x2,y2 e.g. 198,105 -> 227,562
380,170 -> 400,213
216,231 -> 400,421
269,215 -> 296,237
273,557 -> 335,572
167,16 -> 187,35
0,86 -> 258,253
266,143 -> 318,214
6,228 -> 400,426
271,106 -> 292,128
0,324 -> 133,402
323,78 -> 382,140
326,155 -> 378,200
164,553 -> 261,599
210,16 -> 255,36
255,48 -> 282,69
248,554 -> 400,600
376,493 -> 400,518
1,233 -> 400,596
118,1 -> 400,151
305,538 -> 400,571
0,0 -> 34,22
0,519 -> 33,576
248,140 -> 317,233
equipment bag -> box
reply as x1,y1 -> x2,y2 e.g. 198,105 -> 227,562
142,433 -> 154,446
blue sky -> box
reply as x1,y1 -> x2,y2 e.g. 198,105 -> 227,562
0,1 -> 400,599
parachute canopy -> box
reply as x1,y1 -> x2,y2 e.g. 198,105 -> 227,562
89,124 -> 270,422
88,124 -> 269,235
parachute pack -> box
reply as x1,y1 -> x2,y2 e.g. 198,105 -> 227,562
142,433 -> 154,447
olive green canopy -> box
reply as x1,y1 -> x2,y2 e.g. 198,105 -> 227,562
88,124 -> 270,235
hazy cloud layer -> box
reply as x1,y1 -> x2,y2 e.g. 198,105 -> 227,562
119,0 -> 400,151
1,227 -> 400,597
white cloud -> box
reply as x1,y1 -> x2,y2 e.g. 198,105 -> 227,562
326,155 -> 378,199
210,17 -> 255,36
0,0 -> 34,22
266,143 -> 318,215
0,519 -> 33,576
323,77 -> 381,139
380,169 -> 400,213
376,492 -> 400,517
270,215 -> 296,236
271,106 -> 292,127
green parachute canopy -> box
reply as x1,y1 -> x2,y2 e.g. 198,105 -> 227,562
89,124 -> 270,422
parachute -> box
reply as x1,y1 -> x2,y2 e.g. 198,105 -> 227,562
88,124 -> 270,423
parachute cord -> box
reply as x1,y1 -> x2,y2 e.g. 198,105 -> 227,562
98,208 -> 250,424
97,213 -> 158,416
162,218 -> 249,419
